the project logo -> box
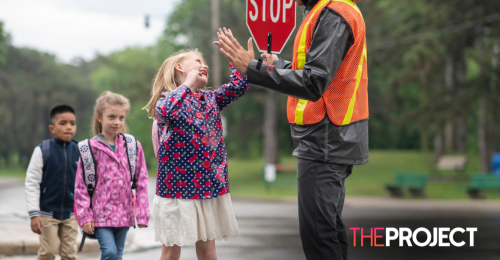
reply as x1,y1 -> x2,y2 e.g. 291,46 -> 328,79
349,227 -> 478,247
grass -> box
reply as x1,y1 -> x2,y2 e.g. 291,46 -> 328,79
0,167 -> 26,178
3,150 -> 499,200
227,157 -> 299,199
225,150 -> 500,200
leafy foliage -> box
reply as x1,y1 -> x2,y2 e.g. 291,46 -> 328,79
0,21 -> 8,69
1,0 -> 500,168
0,46 -> 95,166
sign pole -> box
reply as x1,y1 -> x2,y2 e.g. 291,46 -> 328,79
267,32 -> 272,54
263,30 -> 278,169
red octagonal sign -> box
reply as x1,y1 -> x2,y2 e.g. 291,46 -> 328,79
246,0 -> 296,54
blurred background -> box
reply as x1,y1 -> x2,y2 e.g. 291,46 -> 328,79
0,0 -> 500,200
1,1 -> 500,259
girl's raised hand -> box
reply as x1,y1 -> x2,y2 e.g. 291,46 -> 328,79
183,69 -> 200,91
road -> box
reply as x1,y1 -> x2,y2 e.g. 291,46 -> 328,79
1,177 -> 499,260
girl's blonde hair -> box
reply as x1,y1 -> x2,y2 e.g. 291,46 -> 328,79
92,91 -> 131,136
143,49 -> 206,119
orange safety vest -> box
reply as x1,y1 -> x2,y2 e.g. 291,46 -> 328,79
287,0 -> 368,126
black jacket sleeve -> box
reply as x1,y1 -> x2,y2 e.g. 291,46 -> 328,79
273,58 -> 292,69
247,8 -> 351,102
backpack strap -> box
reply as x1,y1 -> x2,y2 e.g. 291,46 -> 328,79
77,139 -> 96,202
122,134 -> 137,190
76,140 -> 98,252
41,139 -> 51,172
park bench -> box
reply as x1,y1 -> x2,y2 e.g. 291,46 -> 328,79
263,163 -> 297,191
385,172 -> 427,198
466,175 -> 500,199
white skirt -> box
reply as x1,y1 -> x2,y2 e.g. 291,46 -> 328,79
153,193 -> 240,247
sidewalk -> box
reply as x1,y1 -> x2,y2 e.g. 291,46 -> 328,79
0,177 -> 304,256
0,178 -> 102,255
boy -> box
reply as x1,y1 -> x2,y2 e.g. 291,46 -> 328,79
25,105 -> 79,260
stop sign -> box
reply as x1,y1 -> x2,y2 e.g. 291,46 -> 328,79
246,0 -> 296,54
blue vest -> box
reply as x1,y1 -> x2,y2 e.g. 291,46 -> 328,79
39,138 -> 79,220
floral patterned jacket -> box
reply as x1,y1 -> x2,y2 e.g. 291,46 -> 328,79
155,65 -> 248,199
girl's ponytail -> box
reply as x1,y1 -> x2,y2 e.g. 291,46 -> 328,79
92,91 -> 131,136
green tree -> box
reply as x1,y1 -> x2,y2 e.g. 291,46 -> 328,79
90,47 -> 165,167
0,46 -> 95,166
0,21 -> 8,69
362,0 -> 500,169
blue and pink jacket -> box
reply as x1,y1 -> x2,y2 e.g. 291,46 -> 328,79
155,65 -> 248,200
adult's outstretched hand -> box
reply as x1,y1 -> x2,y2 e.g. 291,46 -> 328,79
213,28 -> 254,75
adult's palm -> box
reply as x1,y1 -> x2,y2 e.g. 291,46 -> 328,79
213,28 -> 254,75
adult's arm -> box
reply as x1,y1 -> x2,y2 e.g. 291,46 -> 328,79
247,9 -> 351,102
273,58 -> 292,70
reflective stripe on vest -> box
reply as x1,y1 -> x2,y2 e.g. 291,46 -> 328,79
333,0 -> 362,15
296,0 -> 331,70
342,44 -> 366,125
293,0 -> 365,126
294,0 -> 331,125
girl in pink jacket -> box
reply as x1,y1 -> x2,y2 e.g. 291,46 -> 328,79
75,91 -> 150,260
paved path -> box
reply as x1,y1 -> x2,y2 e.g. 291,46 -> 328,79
1,177 -> 500,260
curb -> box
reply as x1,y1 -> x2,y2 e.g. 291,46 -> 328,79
0,242 -> 39,256
0,241 -> 100,256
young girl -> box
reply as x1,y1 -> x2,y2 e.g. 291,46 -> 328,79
75,91 -> 150,260
143,49 -> 248,260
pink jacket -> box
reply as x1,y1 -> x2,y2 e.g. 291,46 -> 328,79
74,134 -> 150,227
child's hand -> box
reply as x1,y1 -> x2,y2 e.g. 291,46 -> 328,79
138,224 -> 147,228
261,53 -> 278,65
30,216 -> 43,234
83,221 -> 95,235
183,69 -> 200,91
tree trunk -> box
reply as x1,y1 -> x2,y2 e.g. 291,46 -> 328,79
434,132 -> 443,161
444,121 -> 454,154
263,90 -> 278,164
455,51 -> 467,154
43,106 -> 51,139
420,129 -> 429,152
211,0 -> 220,88
478,96 -> 489,172
444,56 -> 454,154
489,81 -> 499,158
2,152 -> 9,168
489,107 -> 498,159
457,117 -> 467,153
